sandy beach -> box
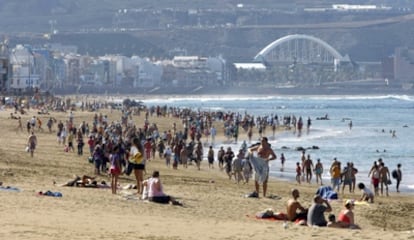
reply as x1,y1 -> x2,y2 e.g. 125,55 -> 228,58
0,100 -> 414,240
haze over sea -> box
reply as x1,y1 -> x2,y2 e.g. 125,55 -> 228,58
141,94 -> 414,192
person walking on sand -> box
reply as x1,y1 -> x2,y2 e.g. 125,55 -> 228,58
207,146 -> 215,169
379,161 -> 391,196
27,131 -> 38,158
248,137 -> 277,197
16,116 -> 23,133
393,164 -> 402,193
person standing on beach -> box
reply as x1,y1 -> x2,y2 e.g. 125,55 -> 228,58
248,137 -> 277,197
306,117 -> 311,135
280,153 -> 286,172
164,146 -> 172,167
27,131 -> 37,158
330,159 -> 341,192
224,147 -> 235,180
109,145 -> 121,194
296,162 -> 302,184
233,149 -> 244,184
393,164 -> 402,193
368,163 -> 380,196
16,116 -> 23,133
379,161 -> 391,196
210,125 -> 216,146
242,157 -> 252,184
341,162 -> 354,194
304,154 -> 314,183
314,159 -> 323,185
179,146 -> 188,168
129,137 -> 145,194
217,146 -> 225,170
207,146 -> 215,169
300,151 -> 306,179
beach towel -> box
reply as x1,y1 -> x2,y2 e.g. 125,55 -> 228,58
120,191 -> 144,202
247,210 -> 287,221
316,186 -> 338,200
0,186 -> 21,192
249,154 -> 269,184
343,199 -> 370,206
38,191 -> 62,197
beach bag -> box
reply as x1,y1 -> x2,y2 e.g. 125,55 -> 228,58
392,170 -> 398,179
131,152 -> 143,164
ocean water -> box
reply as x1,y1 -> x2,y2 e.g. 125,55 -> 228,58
142,95 -> 414,192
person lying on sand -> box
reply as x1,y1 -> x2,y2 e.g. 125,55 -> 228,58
58,175 -> 109,188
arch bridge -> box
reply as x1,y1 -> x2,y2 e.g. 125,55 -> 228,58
254,34 -> 350,67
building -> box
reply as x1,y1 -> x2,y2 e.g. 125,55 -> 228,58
393,47 -> 414,88
9,45 -> 40,92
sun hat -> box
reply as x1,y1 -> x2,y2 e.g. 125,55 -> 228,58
345,199 -> 355,206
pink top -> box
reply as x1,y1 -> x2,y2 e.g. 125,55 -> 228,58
148,177 -> 165,197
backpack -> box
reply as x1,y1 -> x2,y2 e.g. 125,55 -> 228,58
392,169 -> 398,179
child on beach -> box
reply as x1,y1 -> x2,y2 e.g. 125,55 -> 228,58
110,146 -> 122,194
296,162 -> 302,184
358,182 -> 374,203
232,149 -> 244,184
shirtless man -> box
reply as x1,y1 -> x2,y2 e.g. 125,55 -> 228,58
304,154 -> 314,183
379,161 -> 391,196
27,131 -> 37,158
248,137 -> 276,197
286,189 -> 308,224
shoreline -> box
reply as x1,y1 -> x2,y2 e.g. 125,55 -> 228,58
1,95 -> 414,239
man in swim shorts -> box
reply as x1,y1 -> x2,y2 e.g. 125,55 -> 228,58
248,137 -> 276,197
286,189 -> 308,223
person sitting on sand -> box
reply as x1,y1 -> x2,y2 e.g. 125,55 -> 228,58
337,200 -> 361,229
144,170 -> 182,205
307,195 -> 332,227
286,189 -> 308,224
327,214 -> 343,228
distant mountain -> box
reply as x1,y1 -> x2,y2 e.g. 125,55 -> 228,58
0,0 -> 413,33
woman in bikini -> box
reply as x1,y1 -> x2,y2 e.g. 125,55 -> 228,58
337,200 -> 360,229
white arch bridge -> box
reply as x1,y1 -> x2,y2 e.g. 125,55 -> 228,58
254,34 -> 350,67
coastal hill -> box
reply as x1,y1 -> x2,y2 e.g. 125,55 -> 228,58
2,0 -> 414,63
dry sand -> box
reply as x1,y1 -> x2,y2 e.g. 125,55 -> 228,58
0,104 -> 414,240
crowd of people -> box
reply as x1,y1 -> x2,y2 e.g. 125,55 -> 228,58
8,96 -> 404,214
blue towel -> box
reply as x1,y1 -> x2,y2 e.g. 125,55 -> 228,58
0,186 -> 21,192
316,186 -> 338,200
42,191 -> 63,197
